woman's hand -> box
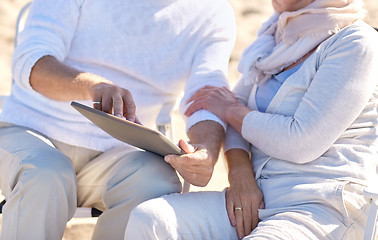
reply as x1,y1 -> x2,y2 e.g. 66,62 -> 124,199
226,174 -> 264,239
90,82 -> 138,123
184,86 -> 251,133
225,149 -> 264,239
185,86 -> 240,122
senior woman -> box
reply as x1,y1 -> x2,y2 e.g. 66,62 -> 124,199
124,0 -> 378,239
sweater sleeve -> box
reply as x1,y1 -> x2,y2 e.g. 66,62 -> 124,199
241,25 -> 378,164
11,0 -> 82,90
224,77 -> 253,153
180,1 -> 236,132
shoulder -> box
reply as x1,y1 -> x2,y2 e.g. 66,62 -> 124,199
195,0 -> 235,22
314,20 -> 378,69
321,20 -> 378,53
190,0 -> 236,38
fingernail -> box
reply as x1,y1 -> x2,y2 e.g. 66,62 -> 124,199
164,156 -> 170,163
116,114 -> 122,118
126,117 -> 135,122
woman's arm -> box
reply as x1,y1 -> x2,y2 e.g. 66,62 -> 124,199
185,25 -> 378,163
240,27 -> 378,163
185,85 -> 251,132
225,148 -> 264,239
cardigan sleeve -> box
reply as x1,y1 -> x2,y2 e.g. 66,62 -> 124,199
223,77 -> 253,153
180,0 -> 236,132
11,0 -> 82,90
241,24 -> 378,164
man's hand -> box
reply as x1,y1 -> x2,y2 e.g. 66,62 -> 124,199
165,140 -> 214,187
164,121 -> 224,187
30,56 -> 138,123
90,82 -> 137,122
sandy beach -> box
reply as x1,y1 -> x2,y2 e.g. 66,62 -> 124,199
1,0 -> 378,239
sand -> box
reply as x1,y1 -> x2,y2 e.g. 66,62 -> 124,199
1,0 -> 377,239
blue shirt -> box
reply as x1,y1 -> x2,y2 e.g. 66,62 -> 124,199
255,63 -> 303,112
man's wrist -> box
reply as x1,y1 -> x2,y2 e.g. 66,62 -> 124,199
75,73 -> 112,99
187,120 -> 224,161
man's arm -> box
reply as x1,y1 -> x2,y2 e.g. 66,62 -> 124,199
29,55 -> 137,121
30,55 -> 108,101
165,120 -> 224,187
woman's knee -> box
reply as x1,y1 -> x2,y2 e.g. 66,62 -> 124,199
125,197 -> 174,239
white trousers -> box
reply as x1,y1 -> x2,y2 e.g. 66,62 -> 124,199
125,179 -> 369,240
0,123 -> 182,240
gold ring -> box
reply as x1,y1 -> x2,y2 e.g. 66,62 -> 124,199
234,207 -> 243,211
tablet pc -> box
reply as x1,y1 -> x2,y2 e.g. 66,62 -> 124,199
71,101 -> 184,156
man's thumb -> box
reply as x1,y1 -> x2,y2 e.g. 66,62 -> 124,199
178,139 -> 195,154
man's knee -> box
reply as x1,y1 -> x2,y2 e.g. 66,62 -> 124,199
14,148 -> 76,198
132,152 -> 182,198
108,151 -> 182,200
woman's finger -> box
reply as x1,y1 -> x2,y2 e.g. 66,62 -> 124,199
242,203 -> 253,236
234,205 -> 245,239
225,189 -> 236,226
186,86 -> 216,103
251,201 -> 259,230
185,96 -> 209,117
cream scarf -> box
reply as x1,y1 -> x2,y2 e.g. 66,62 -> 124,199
238,0 -> 365,86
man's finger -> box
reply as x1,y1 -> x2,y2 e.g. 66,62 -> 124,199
112,95 -> 123,117
164,154 -> 203,172
178,139 -> 195,154
122,92 -> 136,122
101,96 -> 112,114
93,99 -> 102,111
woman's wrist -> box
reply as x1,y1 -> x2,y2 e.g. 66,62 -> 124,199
225,148 -> 253,180
225,102 -> 251,133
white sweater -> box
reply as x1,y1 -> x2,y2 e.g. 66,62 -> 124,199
225,20 -> 378,186
0,0 -> 236,151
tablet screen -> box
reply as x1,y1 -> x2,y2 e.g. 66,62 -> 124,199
71,101 -> 183,156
